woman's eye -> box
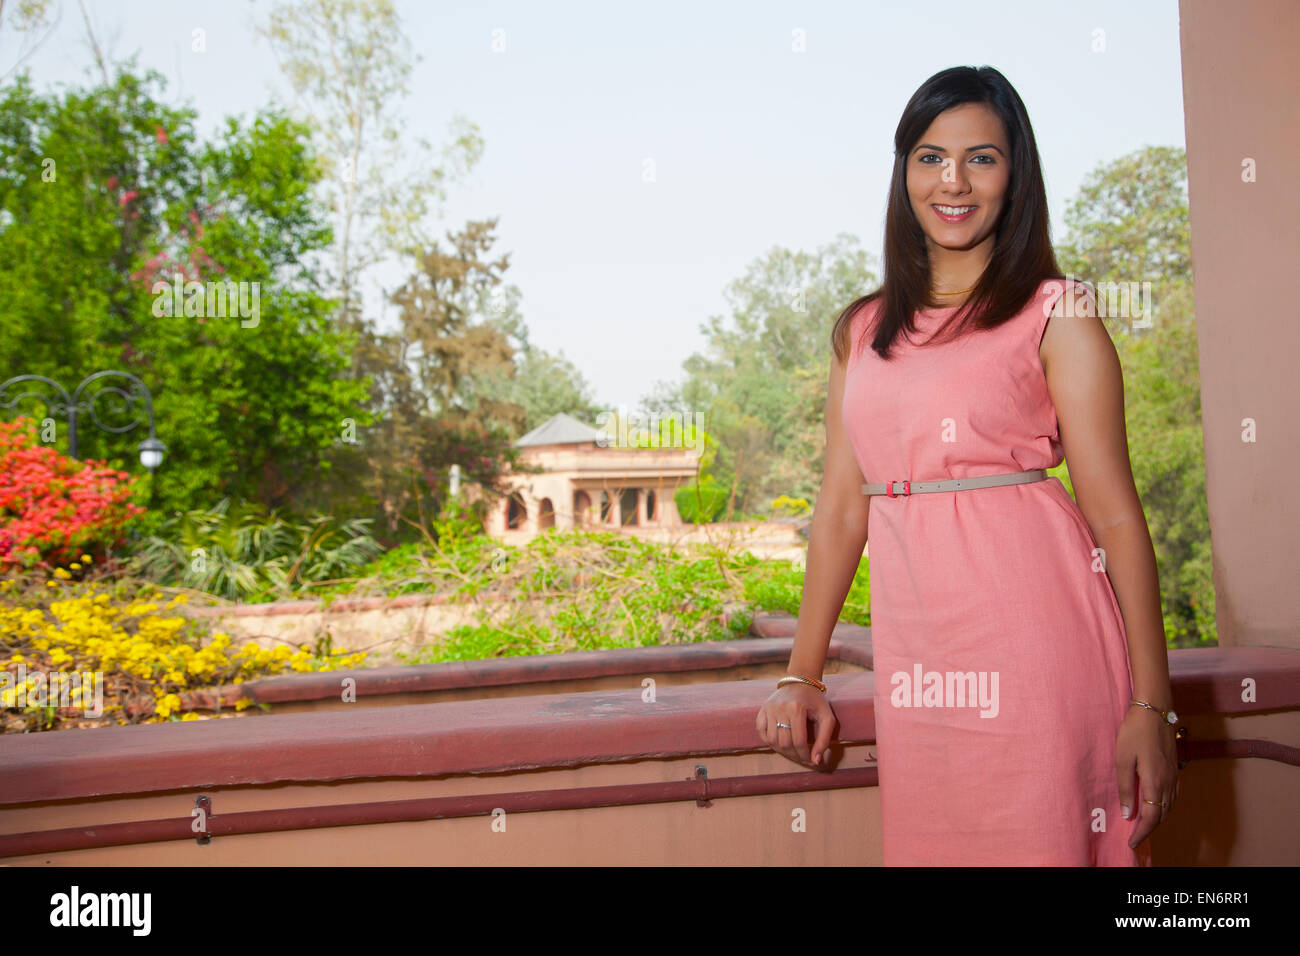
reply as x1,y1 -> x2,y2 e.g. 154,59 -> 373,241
920,153 -> 995,164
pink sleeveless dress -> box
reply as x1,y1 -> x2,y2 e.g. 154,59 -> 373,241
841,277 -> 1152,866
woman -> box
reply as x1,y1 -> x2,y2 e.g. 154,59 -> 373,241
755,66 -> 1179,865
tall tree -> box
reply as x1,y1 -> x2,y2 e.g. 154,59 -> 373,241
257,0 -> 483,326
1057,147 -> 1212,646
0,68 -> 371,525
307,219 -> 539,536
0,0 -> 57,82
670,233 -> 880,514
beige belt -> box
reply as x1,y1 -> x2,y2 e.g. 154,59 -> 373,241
862,468 -> 1048,497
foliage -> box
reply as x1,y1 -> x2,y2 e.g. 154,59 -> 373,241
462,333 -> 605,438
303,219 -> 542,539
0,416 -> 146,570
431,495 -> 485,551
257,0 -> 484,319
744,553 -> 870,623
0,67 -> 373,520
0,563 -> 367,732
1115,306 -> 1214,646
391,527 -> 869,664
1057,147 -> 1211,646
770,494 -> 812,519
667,233 -> 881,512
126,496 -> 382,602
675,477 -> 729,524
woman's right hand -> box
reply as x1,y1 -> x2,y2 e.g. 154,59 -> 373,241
756,682 -> 838,769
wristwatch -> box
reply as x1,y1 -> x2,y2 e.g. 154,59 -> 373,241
1130,698 -> 1178,727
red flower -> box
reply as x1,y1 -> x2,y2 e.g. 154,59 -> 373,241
155,125 -> 169,144
0,417 -> 146,570
119,190 -> 139,206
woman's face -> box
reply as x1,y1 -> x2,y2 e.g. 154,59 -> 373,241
905,103 -> 1011,255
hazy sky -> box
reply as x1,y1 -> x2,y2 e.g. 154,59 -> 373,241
6,0 -> 1186,414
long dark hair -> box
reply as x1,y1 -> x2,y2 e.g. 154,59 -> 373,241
832,66 -> 1063,363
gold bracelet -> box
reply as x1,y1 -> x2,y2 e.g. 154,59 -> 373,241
777,674 -> 826,694
1130,697 -> 1179,727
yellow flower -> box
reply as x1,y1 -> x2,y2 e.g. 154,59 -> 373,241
53,567 -> 71,579
181,712 -> 200,721
69,562 -> 81,570
80,554 -> 92,562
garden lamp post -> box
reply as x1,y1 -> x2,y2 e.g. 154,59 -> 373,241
0,370 -> 167,472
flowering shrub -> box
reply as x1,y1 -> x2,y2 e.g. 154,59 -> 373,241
0,559 -> 367,731
0,417 -> 146,571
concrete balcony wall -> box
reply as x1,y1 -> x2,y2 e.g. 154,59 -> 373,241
1,628 -> 1296,866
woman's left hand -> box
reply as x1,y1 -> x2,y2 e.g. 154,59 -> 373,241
1115,705 -> 1180,849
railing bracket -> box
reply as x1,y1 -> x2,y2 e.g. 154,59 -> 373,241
693,765 -> 712,808
194,795 -> 212,845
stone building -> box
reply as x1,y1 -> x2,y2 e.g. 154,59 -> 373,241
480,412 -> 700,544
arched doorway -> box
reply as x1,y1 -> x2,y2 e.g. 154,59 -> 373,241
506,493 -> 528,530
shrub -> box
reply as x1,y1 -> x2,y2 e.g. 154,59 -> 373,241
0,416 -> 146,571
0,565 -> 367,731
127,496 -> 382,601
675,477 -> 729,523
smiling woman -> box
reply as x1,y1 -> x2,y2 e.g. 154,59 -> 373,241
906,103 -> 1010,265
756,65 -> 1178,867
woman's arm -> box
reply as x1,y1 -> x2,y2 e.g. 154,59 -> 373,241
786,346 -> 871,682
1039,289 -> 1172,710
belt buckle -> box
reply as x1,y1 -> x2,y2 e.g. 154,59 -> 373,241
886,480 -> 911,497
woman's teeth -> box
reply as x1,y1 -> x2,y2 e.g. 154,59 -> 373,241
933,204 -> 976,221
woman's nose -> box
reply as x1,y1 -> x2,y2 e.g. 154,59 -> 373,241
940,158 -> 970,190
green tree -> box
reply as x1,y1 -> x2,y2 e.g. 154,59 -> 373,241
1057,146 -> 1212,646
0,67 -> 371,526
257,0 -> 483,324
669,233 -> 880,515
306,219 -> 538,537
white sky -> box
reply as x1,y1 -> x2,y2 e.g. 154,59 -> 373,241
6,0 -> 1186,413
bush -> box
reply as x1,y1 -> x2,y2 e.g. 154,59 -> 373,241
675,477 -> 729,523
127,497 -> 382,602
395,526 -> 869,663
0,416 -> 146,571
0,564 -> 368,731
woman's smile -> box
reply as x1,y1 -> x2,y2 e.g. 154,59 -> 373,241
931,203 -> 978,223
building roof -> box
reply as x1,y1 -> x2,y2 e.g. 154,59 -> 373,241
515,412 -> 608,448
